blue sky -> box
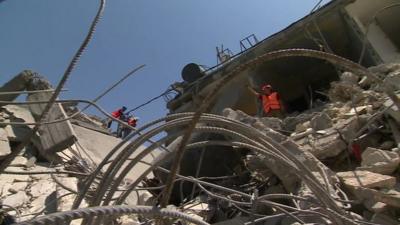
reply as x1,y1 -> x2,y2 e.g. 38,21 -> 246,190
0,0 -> 330,125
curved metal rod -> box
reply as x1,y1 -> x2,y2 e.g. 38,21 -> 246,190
15,205 -> 209,225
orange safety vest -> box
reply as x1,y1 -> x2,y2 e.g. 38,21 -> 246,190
260,92 -> 281,113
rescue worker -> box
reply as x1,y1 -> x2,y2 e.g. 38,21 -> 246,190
107,106 -> 127,128
247,84 -> 284,118
120,116 -> 138,138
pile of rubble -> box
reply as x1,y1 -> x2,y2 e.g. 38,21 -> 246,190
0,102 -> 88,224
1,64 -> 400,225
144,63 -> 400,225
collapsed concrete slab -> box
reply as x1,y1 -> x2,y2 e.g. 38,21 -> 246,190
27,90 -> 77,155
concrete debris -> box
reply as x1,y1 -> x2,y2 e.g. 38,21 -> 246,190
310,112 -> 332,131
337,170 -> 396,190
2,191 -> 29,208
1,62 -> 400,225
296,130 -> 347,159
0,128 -> 11,159
340,71 -> 359,85
359,147 -> 400,175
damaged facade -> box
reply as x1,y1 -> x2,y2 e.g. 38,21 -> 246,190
168,0 -> 400,115
1,0 -> 400,225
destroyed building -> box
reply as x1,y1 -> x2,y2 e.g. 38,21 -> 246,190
1,0 -> 400,225
168,0 -> 400,115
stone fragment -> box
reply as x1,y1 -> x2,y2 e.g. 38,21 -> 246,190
340,72 -> 359,84
25,156 -> 37,168
2,191 -> 29,208
30,179 -> 56,198
118,215 -> 140,225
299,131 -> 347,159
283,112 -> 317,132
9,156 -> 28,167
337,171 -> 396,190
0,128 -> 11,159
8,182 -> 29,194
257,117 -> 282,130
358,147 -> 400,175
310,112 -> 332,131
3,105 -> 35,126
363,200 -> 388,213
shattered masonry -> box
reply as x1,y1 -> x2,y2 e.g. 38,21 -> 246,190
1,0 -> 400,225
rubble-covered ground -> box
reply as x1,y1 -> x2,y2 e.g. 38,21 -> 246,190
1,63 -> 400,225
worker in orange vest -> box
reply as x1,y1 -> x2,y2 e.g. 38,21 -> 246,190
247,84 -> 284,118
107,106 -> 127,128
120,116 -> 138,138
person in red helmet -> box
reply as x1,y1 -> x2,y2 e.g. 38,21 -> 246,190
107,106 -> 127,128
247,84 -> 284,118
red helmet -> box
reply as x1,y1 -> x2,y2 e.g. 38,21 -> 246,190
261,84 -> 272,91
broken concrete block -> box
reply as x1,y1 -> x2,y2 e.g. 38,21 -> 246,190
0,128 -> 11,159
310,112 -> 332,131
2,191 -> 29,208
340,72 -> 359,85
283,112 -> 317,132
3,105 -> 36,126
358,147 -> 400,175
257,117 -> 282,130
335,116 -> 367,142
364,200 -> 388,213
8,181 -> 29,194
30,179 -> 56,198
299,131 -> 347,159
9,156 -> 28,167
337,171 -> 396,190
